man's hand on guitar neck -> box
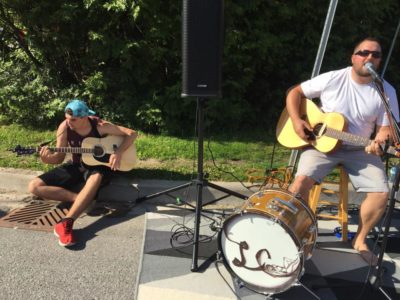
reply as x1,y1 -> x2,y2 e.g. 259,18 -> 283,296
39,145 -> 65,164
368,131 -> 392,156
365,140 -> 383,156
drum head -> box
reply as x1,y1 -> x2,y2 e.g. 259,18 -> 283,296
219,212 -> 302,295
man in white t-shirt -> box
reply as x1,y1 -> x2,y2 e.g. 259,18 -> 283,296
286,37 -> 399,266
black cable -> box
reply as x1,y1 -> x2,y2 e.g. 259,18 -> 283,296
206,137 -> 255,192
316,203 -> 359,215
168,205 -> 221,253
206,136 -> 294,191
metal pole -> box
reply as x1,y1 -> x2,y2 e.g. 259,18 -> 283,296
381,17 -> 400,78
191,97 -> 205,272
288,0 -> 338,167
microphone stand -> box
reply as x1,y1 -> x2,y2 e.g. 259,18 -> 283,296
368,76 -> 400,299
371,78 -> 400,139
369,165 -> 399,299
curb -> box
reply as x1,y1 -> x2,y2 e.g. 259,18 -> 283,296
0,168 -> 253,208
1,168 -> 374,209
0,168 -> 42,193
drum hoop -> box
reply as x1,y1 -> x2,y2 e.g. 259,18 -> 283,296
218,189 -> 318,294
218,212 -> 304,295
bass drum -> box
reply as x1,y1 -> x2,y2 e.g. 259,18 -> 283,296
218,189 -> 317,295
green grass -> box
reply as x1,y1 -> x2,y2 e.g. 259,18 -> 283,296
0,124 -> 294,182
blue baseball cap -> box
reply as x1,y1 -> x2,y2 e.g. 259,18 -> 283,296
65,99 -> 96,117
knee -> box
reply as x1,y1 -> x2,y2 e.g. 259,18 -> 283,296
28,178 -> 45,195
86,173 -> 103,186
368,192 -> 389,211
290,175 -> 315,192
288,175 -> 315,200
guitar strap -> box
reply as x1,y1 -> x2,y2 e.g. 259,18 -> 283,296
39,140 -> 53,147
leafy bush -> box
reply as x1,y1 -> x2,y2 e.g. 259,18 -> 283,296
0,0 -> 399,134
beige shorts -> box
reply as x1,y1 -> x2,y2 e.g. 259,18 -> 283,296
295,145 -> 389,193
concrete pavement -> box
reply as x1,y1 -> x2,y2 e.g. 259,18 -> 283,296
0,168 -> 254,300
0,166 -> 384,300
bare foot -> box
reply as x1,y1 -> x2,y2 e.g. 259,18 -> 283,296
352,240 -> 378,266
358,249 -> 378,266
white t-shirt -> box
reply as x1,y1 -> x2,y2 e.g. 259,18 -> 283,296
301,67 -> 399,139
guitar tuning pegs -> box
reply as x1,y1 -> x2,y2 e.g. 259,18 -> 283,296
10,145 -> 35,156
11,145 -> 21,154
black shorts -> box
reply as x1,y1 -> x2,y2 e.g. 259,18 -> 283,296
38,163 -> 112,190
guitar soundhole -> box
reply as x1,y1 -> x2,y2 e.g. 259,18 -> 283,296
304,129 -> 316,141
93,146 -> 105,157
313,123 -> 325,137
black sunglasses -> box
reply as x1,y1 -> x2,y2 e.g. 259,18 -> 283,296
354,50 -> 382,59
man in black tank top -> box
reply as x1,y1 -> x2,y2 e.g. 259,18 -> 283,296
28,99 -> 137,247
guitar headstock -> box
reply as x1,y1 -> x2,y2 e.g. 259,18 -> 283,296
11,145 -> 36,156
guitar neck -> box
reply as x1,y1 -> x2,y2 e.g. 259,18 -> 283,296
275,98 -> 400,157
44,147 -> 94,154
325,128 -> 370,147
325,127 -> 398,156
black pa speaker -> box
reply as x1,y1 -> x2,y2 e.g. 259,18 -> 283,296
181,0 -> 224,98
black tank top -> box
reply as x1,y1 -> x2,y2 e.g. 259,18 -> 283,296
67,117 -> 102,164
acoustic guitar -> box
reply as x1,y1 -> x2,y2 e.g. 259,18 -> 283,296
276,98 -> 399,156
13,135 -> 137,171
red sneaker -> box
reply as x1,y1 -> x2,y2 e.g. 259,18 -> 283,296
54,218 -> 76,247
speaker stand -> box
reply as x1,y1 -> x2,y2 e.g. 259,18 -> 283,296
136,97 -> 248,271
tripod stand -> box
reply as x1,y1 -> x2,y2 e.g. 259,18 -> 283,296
369,163 -> 400,300
136,97 -> 248,271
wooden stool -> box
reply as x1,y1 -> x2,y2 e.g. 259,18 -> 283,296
308,166 -> 349,241
245,167 -> 293,190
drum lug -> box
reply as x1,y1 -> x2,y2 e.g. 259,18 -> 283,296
272,197 -> 298,214
308,224 -> 317,233
267,203 -> 279,211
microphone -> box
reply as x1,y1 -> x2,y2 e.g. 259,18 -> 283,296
364,62 -> 382,83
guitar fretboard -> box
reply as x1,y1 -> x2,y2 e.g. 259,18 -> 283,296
325,127 -> 397,156
39,147 -> 95,154
325,128 -> 370,147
